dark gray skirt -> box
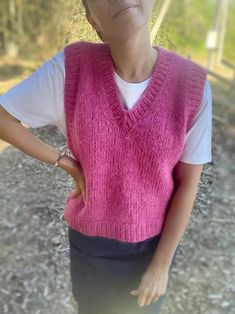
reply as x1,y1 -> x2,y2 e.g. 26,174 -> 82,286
68,226 -> 179,314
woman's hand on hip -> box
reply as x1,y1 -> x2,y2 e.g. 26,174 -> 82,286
58,155 -> 86,202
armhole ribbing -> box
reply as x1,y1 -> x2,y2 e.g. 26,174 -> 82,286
186,61 -> 208,133
64,42 -> 83,158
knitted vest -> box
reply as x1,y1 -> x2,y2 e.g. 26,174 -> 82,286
63,41 -> 207,243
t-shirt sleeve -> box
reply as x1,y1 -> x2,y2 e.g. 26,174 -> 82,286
0,50 -> 65,128
179,79 -> 212,164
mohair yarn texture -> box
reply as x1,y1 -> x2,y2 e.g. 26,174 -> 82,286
63,41 -> 207,243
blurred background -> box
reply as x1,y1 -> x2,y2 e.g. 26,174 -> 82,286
0,1 -> 235,314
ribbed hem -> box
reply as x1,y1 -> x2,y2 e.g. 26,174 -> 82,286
64,214 -> 165,243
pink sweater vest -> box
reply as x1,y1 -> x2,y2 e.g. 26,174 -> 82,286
63,41 -> 207,243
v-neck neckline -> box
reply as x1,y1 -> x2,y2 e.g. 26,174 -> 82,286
99,43 -> 173,135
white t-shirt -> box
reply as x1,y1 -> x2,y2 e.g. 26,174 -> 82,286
0,50 -> 212,164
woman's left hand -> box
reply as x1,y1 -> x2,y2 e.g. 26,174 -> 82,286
130,263 -> 169,308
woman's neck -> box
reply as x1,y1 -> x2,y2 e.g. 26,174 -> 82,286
107,29 -> 158,84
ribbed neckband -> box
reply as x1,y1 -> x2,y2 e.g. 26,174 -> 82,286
99,43 -> 173,135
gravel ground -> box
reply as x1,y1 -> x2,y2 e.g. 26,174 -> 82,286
0,79 -> 234,314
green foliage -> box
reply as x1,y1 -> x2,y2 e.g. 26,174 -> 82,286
225,3 -> 235,61
0,0 -> 234,63
152,0 -> 234,62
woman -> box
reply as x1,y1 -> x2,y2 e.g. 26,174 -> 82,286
0,0 -> 212,313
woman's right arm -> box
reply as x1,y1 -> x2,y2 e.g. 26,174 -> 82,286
0,106 -> 86,200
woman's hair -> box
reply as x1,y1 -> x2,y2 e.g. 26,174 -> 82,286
81,0 -> 89,13
81,0 -> 105,42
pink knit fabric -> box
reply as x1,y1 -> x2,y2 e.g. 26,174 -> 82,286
63,41 -> 207,243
